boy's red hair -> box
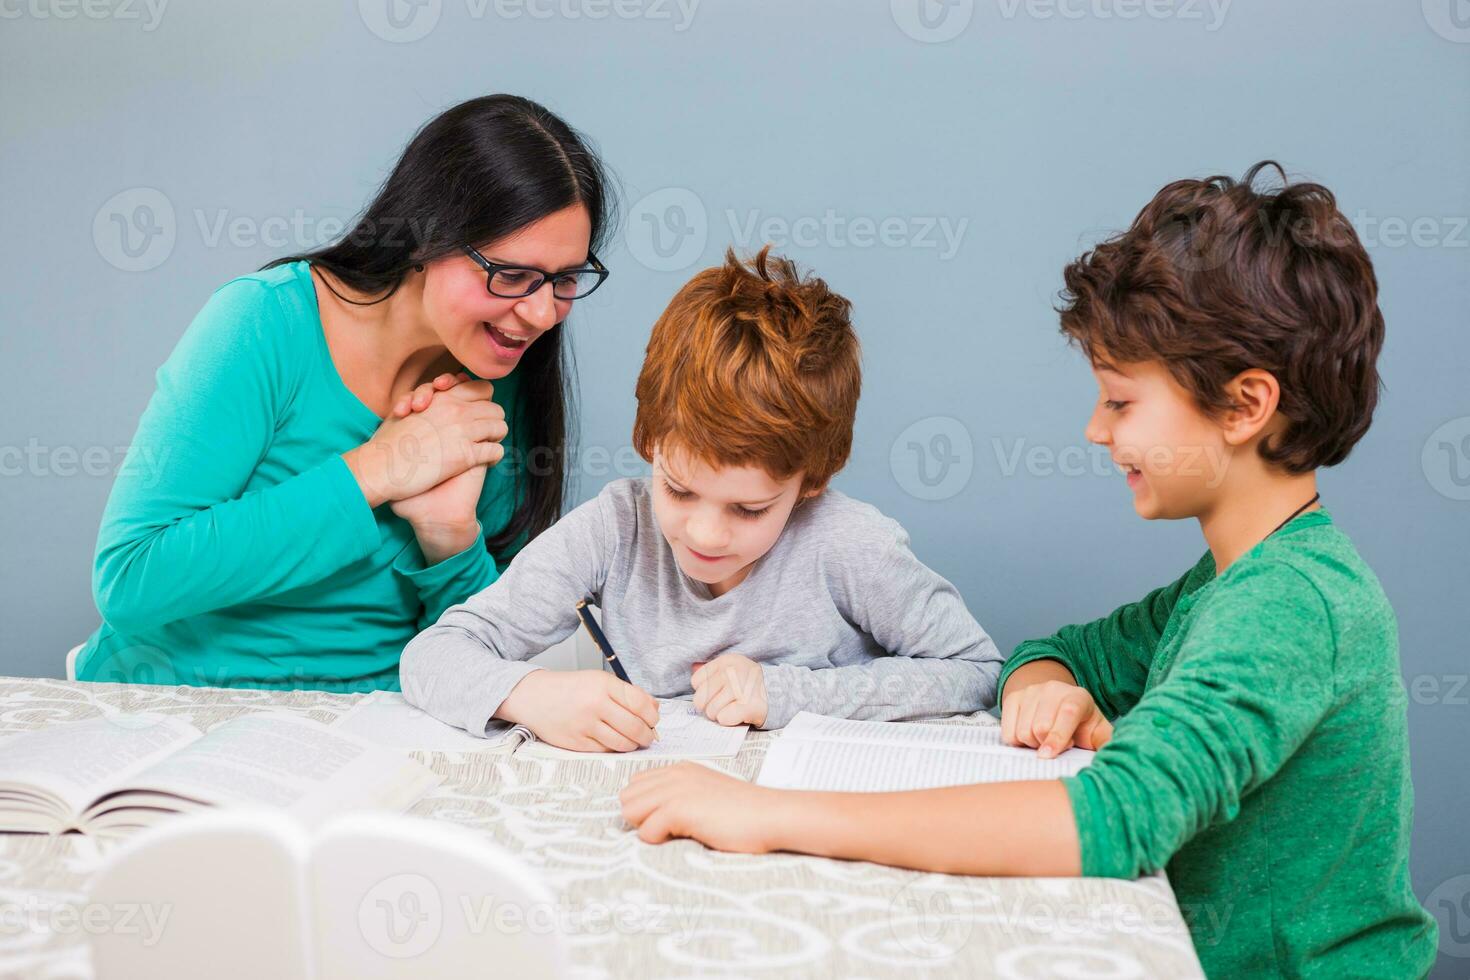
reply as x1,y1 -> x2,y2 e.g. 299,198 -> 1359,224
633,246 -> 861,491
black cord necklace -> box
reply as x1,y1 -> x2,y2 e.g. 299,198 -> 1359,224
1267,491 -> 1321,538
310,262 -> 400,307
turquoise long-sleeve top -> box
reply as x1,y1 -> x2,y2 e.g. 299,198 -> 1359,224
77,260 -> 525,692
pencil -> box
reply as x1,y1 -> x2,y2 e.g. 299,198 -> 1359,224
575,600 -> 633,684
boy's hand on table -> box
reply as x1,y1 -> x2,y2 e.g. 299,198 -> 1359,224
497,669 -> 661,753
1001,678 -> 1113,758
620,762 -> 780,852
690,655 -> 768,727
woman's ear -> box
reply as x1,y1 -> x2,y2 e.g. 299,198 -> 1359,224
1220,368 -> 1282,447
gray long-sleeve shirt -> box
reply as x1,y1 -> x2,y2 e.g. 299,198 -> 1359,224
400,478 -> 1002,736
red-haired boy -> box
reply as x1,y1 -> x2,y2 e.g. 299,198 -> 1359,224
401,247 -> 1002,751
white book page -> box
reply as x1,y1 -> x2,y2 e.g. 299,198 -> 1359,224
98,714 -> 441,822
0,716 -> 199,813
519,699 -> 747,761
332,691 -> 527,753
756,712 -> 1093,792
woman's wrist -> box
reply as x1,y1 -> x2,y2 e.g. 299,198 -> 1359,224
413,519 -> 481,565
342,445 -> 390,508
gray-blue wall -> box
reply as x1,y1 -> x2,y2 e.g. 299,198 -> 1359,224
3,1 -> 1466,971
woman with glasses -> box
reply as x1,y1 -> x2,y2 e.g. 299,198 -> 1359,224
77,94 -> 614,694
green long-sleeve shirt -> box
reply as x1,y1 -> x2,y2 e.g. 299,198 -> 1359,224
997,510 -> 1437,978
77,260 -> 525,692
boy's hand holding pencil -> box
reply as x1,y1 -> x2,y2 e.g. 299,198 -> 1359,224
497,670 -> 660,753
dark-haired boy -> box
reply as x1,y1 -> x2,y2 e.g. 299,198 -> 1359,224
621,164 -> 1439,978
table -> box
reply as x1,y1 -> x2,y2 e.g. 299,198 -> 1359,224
0,677 -> 1204,978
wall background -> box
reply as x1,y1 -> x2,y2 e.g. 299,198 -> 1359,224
3,0 -> 1466,971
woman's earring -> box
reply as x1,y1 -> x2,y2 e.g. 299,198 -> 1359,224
414,264 -> 424,273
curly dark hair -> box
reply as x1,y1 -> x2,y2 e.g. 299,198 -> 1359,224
1057,160 -> 1384,473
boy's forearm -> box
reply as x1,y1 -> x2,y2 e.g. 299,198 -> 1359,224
762,780 -> 1082,876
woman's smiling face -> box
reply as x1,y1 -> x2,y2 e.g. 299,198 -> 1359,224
420,203 -> 592,379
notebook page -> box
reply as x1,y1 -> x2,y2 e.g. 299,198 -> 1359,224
332,691 -> 528,752
756,713 -> 1093,792
518,699 -> 746,760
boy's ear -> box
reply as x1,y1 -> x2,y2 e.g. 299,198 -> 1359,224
800,481 -> 828,499
1220,368 -> 1282,447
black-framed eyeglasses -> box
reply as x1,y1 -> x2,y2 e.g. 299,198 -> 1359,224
461,245 -> 609,301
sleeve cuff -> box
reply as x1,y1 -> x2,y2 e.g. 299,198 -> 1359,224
392,522 -> 501,626
759,663 -> 805,730
470,662 -> 543,738
1064,768 -> 1136,879
319,454 -> 383,556
995,645 -> 1072,712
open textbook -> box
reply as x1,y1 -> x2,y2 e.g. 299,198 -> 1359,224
0,713 -> 442,836
333,691 -> 747,760
755,712 -> 1094,792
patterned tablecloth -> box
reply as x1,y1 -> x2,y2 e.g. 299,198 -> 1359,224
0,676 -> 1204,978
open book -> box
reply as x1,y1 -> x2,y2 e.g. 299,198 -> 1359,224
755,712 -> 1094,792
0,713 -> 442,836
333,691 -> 747,760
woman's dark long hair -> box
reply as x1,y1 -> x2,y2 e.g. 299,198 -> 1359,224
265,94 -> 616,555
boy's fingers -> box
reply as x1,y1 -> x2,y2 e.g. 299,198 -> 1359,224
592,718 -> 642,753
1036,699 -> 1083,757
715,702 -> 751,727
1080,715 -> 1114,751
1038,723 -> 1076,760
1029,698 -> 1061,747
609,682 -> 660,729
433,373 -> 457,389
690,661 -> 709,687
692,674 -> 720,712
1000,695 -> 1020,745
619,786 -> 658,825
637,810 -> 676,844
1013,695 -> 1041,748
703,687 -> 738,722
